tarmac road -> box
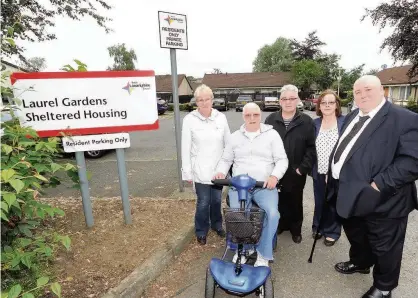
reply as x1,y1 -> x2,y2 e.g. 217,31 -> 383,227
42,109 -> 282,198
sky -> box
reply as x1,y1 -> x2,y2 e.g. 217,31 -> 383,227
15,0 -> 400,78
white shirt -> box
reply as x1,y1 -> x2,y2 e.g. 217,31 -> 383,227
331,98 -> 386,179
181,109 -> 230,184
244,129 -> 261,141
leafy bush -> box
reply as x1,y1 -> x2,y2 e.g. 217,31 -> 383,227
406,104 -> 418,113
340,98 -> 351,107
1,26 -> 78,298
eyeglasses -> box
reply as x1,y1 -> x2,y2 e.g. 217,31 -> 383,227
320,101 -> 336,106
244,113 -> 261,118
280,97 -> 298,101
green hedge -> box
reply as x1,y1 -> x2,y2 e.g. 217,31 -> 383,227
406,104 -> 418,113
340,98 -> 351,107
167,103 -> 189,111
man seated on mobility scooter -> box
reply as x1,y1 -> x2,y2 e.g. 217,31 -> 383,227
214,102 -> 288,267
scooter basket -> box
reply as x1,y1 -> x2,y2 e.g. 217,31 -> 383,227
223,207 -> 265,244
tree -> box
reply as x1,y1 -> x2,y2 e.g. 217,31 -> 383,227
19,56 -> 47,72
291,59 -> 324,91
1,0 -> 112,61
212,68 -> 223,74
362,0 -> 418,78
107,43 -> 137,71
252,37 -> 295,72
365,68 -> 380,75
315,53 -> 341,90
291,30 -> 326,60
337,64 -> 365,92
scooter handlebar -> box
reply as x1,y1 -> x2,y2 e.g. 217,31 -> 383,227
254,181 -> 265,188
211,179 -> 265,188
211,179 -> 231,186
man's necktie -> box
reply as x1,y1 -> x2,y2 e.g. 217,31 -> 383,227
333,115 -> 370,164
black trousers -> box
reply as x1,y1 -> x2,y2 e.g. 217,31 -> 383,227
343,215 -> 408,291
278,187 -> 304,236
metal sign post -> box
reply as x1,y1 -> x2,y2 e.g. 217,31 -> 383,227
116,148 -> 132,224
158,10 -> 188,192
75,151 -> 94,227
62,133 -> 133,226
170,50 -> 184,192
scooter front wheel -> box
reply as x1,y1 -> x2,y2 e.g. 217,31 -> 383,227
205,267 -> 216,298
259,275 -> 274,298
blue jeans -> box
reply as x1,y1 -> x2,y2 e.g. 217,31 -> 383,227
312,174 -> 341,240
195,183 -> 223,237
228,188 -> 279,260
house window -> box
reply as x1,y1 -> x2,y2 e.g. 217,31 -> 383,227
399,86 -> 407,100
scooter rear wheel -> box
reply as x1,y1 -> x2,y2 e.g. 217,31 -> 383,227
205,267 -> 216,298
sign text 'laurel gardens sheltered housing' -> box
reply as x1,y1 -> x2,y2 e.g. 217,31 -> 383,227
11,71 -> 159,137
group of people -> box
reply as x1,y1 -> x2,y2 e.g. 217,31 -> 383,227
181,75 -> 418,298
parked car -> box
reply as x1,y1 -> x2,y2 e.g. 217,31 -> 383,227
297,101 -> 304,112
235,96 -> 253,112
1,104 -> 107,159
347,100 -> 358,113
303,93 -> 320,111
261,97 -> 280,111
187,97 -> 197,112
157,98 -> 168,115
212,97 -> 228,111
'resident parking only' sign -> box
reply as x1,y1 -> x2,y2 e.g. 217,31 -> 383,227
62,133 -> 130,152
10,71 -> 159,137
158,11 -> 188,50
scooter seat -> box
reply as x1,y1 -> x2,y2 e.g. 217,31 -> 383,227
209,258 -> 271,294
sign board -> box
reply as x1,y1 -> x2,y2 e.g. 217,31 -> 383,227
10,71 -> 159,137
158,11 -> 188,50
62,133 -> 130,152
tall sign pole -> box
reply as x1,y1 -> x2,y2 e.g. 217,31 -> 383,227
158,11 -> 188,192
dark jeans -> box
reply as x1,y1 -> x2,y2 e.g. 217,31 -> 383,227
312,174 -> 342,240
194,182 -> 223,237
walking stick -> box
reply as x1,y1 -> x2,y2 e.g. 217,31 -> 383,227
308,177 -> 331,263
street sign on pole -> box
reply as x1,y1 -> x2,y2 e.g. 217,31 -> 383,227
11,71 -> 159,227
158,11 -> 188,192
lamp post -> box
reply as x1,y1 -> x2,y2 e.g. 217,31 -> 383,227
337,68 -> 342,97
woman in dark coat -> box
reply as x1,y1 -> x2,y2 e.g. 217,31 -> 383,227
312,89 -> 345,246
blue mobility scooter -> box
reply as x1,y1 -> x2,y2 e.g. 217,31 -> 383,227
205,174 -> 274,298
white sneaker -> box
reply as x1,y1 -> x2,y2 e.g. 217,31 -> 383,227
232,248 -> 255,264
254,254 -> 269,267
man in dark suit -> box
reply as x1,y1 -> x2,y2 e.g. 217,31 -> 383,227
328,75 -> 418,298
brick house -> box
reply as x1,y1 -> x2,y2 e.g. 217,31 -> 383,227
376,65 -> 418,106
202,72 -> 292,102
156,74 -> 194,103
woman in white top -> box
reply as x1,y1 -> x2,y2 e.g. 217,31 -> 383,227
312,89 -> 345,246
181,84 -> 231,245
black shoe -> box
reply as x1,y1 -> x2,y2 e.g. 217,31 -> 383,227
334,261 -> 370,274
197,236 -> 206,245
312,231 -> 323,240
361,286 -> 392,298
324,237 -> 337,246
215,229 -> 226,238
292,235 -> 302,243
